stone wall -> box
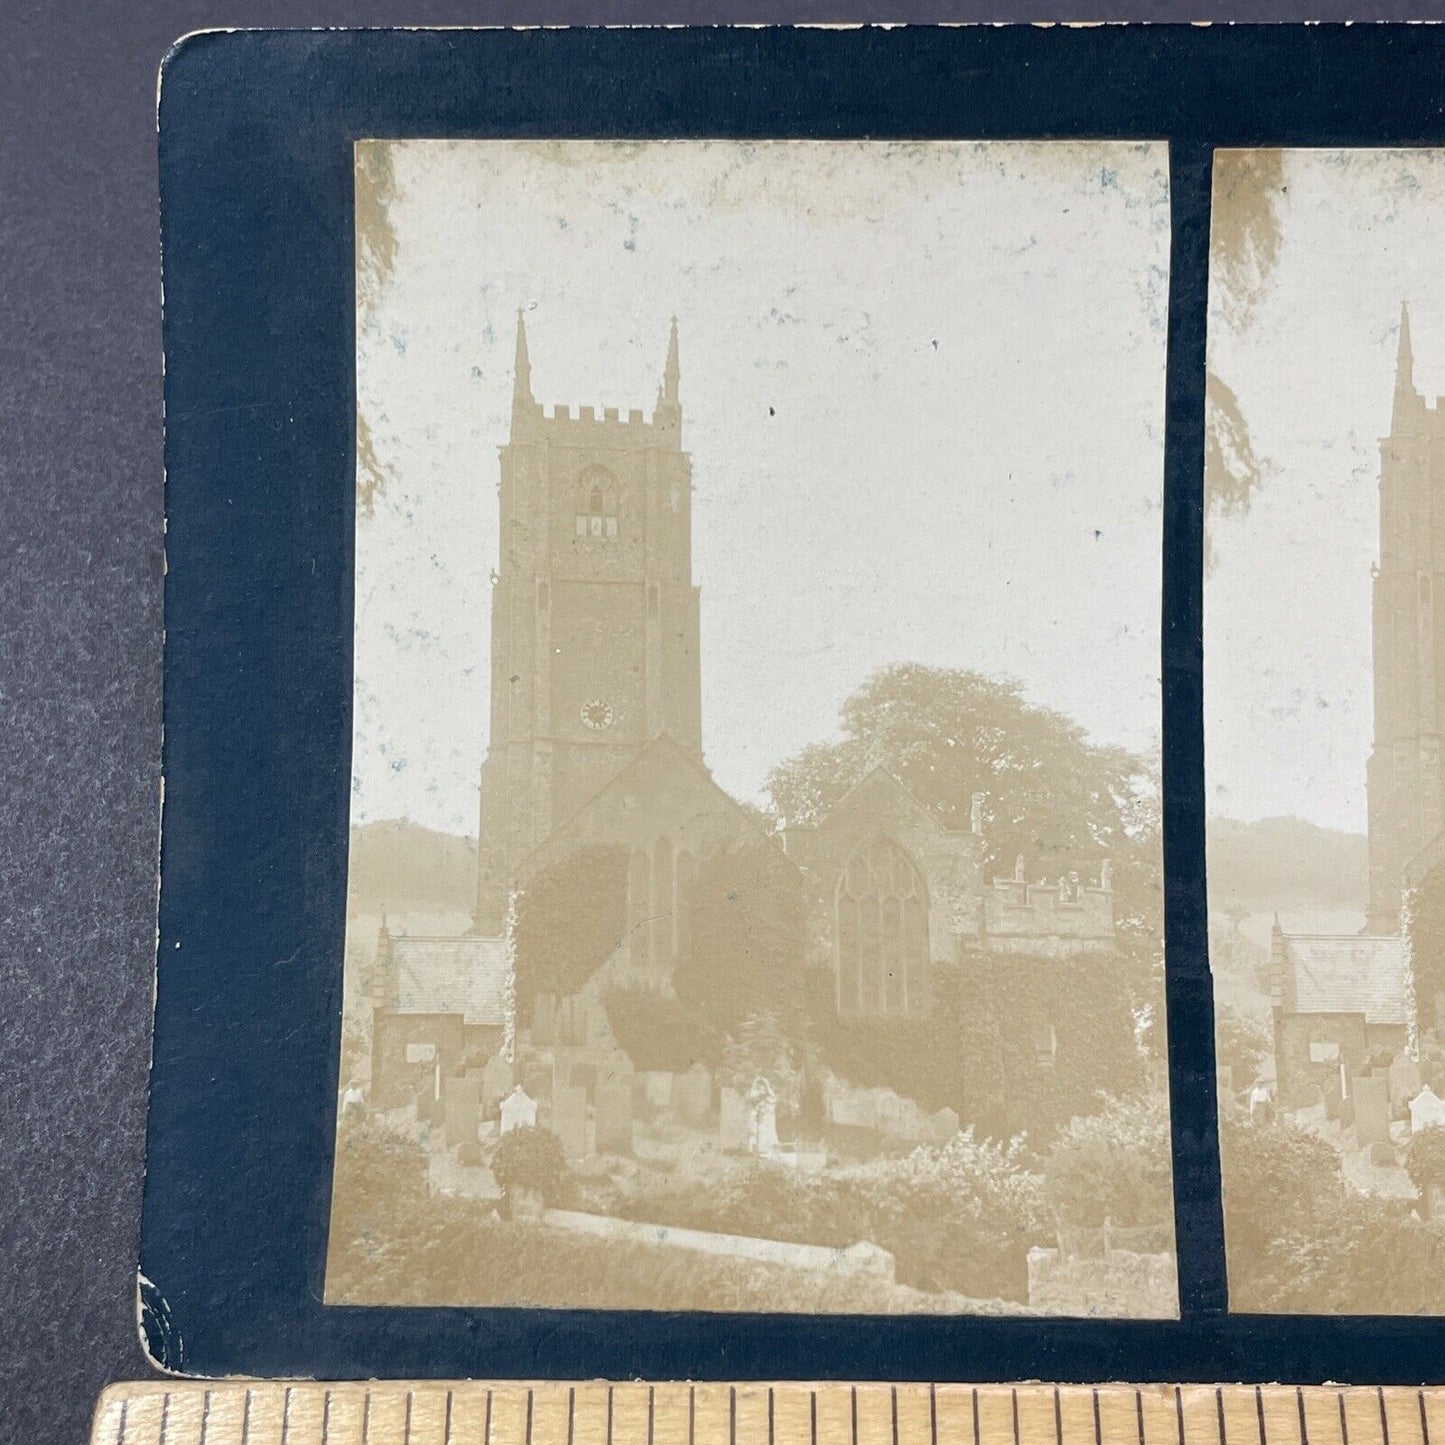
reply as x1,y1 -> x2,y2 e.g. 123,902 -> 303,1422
541,1208 -> 895,1281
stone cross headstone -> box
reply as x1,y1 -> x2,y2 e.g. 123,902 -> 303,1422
594,1080 -> 633,1156
499,1084 -> 537,1136
747,1075 -> 779,1156
1411,1085 -> 1445,1134
552,1084 -> 589,1160
1353,1073 -> 1390,1148
718,1086 -> 749,1151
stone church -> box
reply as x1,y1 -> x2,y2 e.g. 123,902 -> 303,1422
1270,305 -> 1443,1109
369,316 -> 1117,1097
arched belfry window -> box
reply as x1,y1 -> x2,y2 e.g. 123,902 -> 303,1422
835,838 -> 929,1016
575,467 -> 619,539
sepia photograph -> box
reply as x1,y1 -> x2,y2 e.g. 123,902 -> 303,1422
1206,148 -> 1445,1313
325,139 -> 1175,1317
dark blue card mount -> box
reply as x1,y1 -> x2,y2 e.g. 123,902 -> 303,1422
149,25 -> 1445,1384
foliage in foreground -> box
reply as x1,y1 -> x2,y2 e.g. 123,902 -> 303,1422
1221,1112 -> 1445,1313
599,1133 -> 1047,1303
328,1127 -> 1026,1314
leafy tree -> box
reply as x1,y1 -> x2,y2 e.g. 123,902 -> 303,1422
674,841 -> 806,1037
512,845 -> 628,1006
1205,147 -> 1285,561
355,142 -> 400,515
768,664 -> 1152,872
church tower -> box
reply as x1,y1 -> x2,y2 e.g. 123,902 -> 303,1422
474,315 -> 702,929
1367,303 -> 1445,931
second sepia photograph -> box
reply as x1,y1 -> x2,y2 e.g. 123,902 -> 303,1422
326,139 -> 1174,1318
1207,147 -> 1445,1314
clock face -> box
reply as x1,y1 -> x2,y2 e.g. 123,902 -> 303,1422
580,699 -> 614,732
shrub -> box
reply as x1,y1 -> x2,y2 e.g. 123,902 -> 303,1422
1406,1125 -> 1445,1201
491,1125 -> 569,1205
1043,1091 -> 1174,1231
851,1131 -> 1047,1300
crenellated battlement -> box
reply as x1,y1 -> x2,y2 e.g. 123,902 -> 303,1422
983,859 -> 1116,953
535,401 -> 664,435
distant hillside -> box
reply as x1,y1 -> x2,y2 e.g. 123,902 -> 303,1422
1207,815 -> 1367,914
348,820 -> 477,915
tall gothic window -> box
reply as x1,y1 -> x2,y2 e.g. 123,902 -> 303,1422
834,838 -> 929,1016
575,468 -> 619,539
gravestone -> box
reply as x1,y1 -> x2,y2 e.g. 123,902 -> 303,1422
594,1081 -> 633,1156
416,1085 -> 443,1127
552,1084 -> 589,1160
533,994 -> 558,1046
1354,1074 -> 1390,1148
718,1086 -> 749,1151
1411,1085 -> 1445,1134
673,1063 -> 712,1124
499,1084 -> 537,1136
522,1063 -> 552,1102
927,1106 -> 960,1144
747,1076 -> 779,1156
644,1071 -> 673,1109
876,1091 -> 924,1142
481,1054 -> 514,1115
550,1045 -> 579,1095
443,1071 -> 482,1148
1389,1052 -> 1423,1110
828,1086 -> 878,1131
558,997 -> 588,1047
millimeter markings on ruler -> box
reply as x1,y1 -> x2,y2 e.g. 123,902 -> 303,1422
89,1384 -> 1445,1445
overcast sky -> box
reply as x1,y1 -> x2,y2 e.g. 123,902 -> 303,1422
1205,149 -> 1445,836
350,140 -> 1170,836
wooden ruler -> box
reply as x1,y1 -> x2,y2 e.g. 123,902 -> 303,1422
89,1384 -> 1444,1445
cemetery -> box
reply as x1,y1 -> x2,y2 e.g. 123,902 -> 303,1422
335,966 -> 1178,1316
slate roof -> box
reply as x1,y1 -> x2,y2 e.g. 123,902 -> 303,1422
390,933 -> 510,1026
1278,932 -> 1409,1027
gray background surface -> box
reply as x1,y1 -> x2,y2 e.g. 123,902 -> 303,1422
5,3 -> 1444,1442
